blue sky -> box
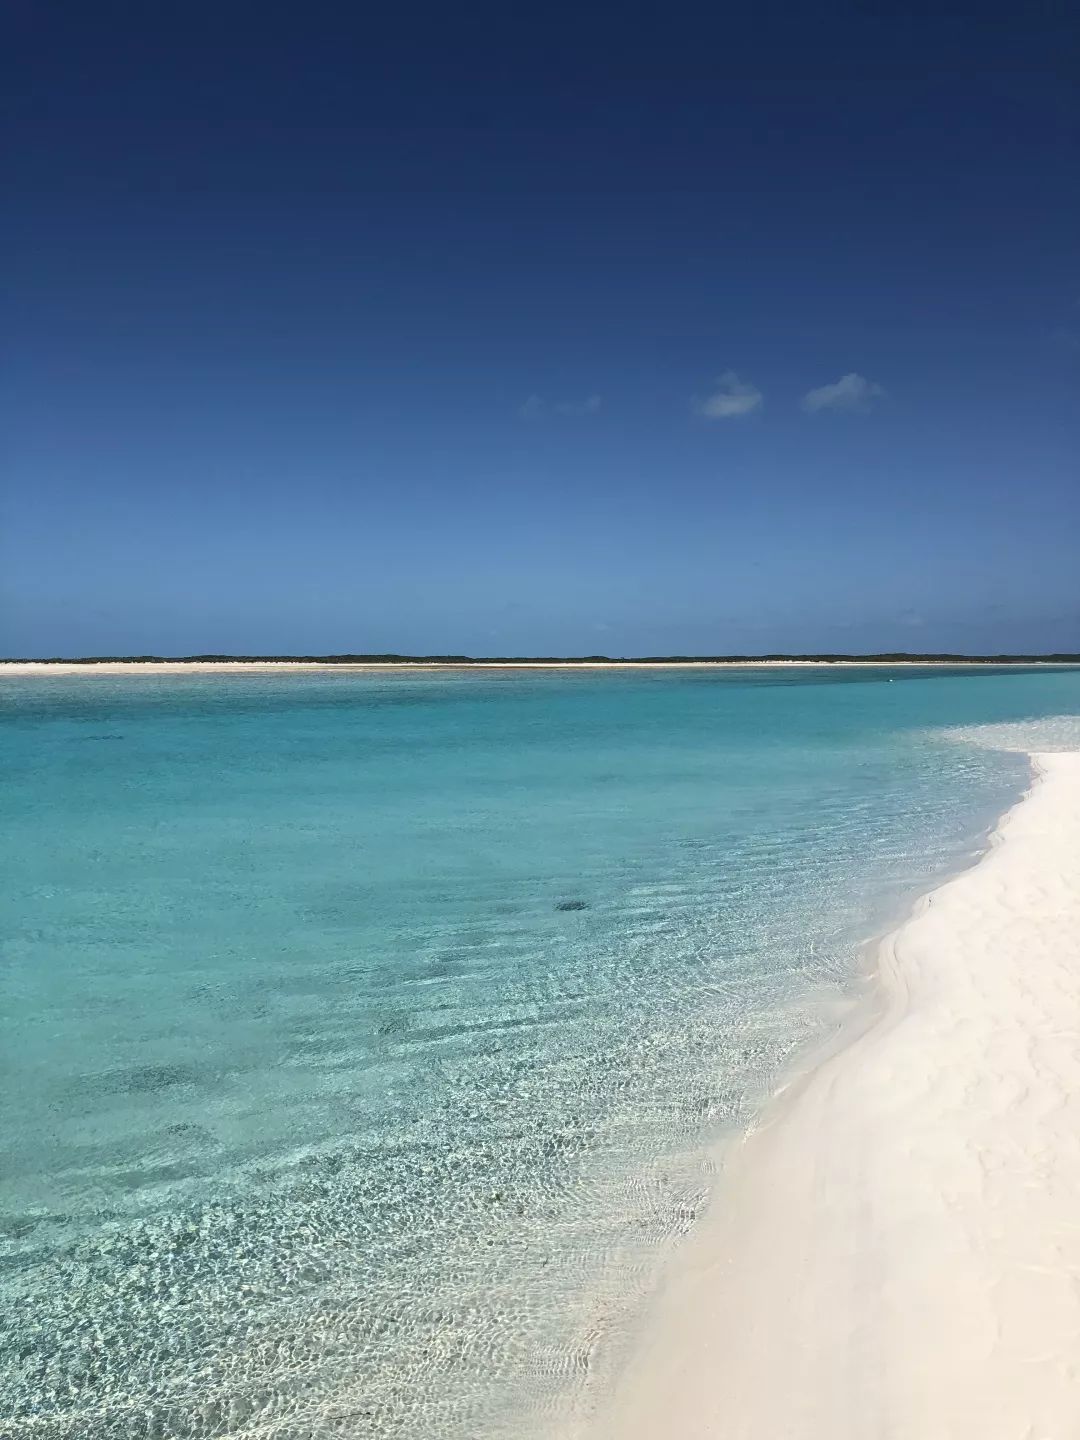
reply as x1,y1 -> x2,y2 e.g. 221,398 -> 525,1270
4,2 -> 1078,656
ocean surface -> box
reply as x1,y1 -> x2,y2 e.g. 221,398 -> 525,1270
2,664 -> 1079,1439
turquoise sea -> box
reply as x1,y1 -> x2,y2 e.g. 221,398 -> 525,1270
3,664 -> 1079,1439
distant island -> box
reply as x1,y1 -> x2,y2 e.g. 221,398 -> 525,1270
4,653 -> 1080,668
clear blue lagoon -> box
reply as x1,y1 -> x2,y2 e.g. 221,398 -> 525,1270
3,665 -> 1079,1438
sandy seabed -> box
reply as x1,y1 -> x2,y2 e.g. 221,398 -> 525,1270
585,751 -> 1080,1440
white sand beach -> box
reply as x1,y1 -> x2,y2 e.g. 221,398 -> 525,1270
590,751 -> 1080,1439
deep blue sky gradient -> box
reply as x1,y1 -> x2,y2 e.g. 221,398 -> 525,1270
4,2 -> 1078,655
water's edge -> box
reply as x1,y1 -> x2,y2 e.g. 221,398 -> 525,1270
550,746 -> 1037,1437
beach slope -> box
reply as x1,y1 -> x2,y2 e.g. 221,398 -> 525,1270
595,751 -> 1080,1439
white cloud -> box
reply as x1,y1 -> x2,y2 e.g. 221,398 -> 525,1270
694,371 -> 763,419
555,394 -> 602,415
801,372 -> 884,413
518,393 -> 602,420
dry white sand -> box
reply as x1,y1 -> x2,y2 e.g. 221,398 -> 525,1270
590,751 -> 1080,1440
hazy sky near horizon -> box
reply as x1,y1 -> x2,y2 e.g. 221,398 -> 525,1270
4,2 -> 1079,657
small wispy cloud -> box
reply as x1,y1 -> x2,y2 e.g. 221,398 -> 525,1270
694,371 -> 763,420
801,372 -> 884,413
518,393 -> 602,420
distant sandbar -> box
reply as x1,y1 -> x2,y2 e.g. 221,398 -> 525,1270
3,658 -> 1077,677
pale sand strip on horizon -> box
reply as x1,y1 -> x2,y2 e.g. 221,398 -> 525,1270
1,660 -> 1071,676
586,751 -> 1080,1440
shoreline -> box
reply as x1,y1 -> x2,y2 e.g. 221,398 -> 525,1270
2,659 -> 1077,677
581,750 -> 1080,1439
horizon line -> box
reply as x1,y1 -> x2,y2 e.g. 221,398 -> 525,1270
5,652 -> 1080,666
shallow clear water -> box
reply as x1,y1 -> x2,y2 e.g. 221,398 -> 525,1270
2,665 -> 1079,1438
